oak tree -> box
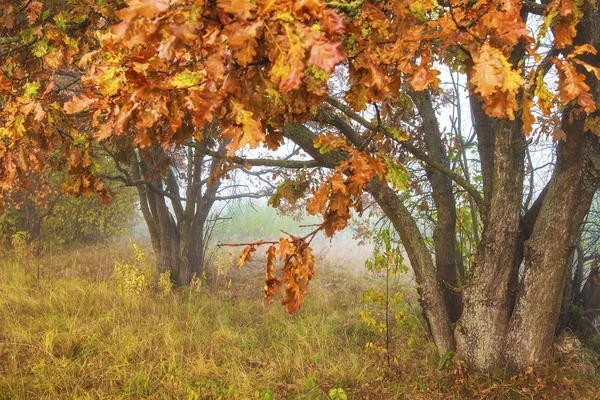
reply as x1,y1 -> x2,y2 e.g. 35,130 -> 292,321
2,0 -> 600,373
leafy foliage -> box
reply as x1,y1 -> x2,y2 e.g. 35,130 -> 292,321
42,185 -> 137,244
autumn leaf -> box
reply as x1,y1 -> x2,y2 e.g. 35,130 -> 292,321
217,0 -> 255,20
554,59 -> 595,113
307,40 -> 344,73
116,0 -> 170,20
172,69 -> 205,89
0,3 -> 14,29
522,92 -> 535,136
471,44 -> 524,119
314,132 -> 347,153
534,71 -> 554,116
410,54 -> 440,91
237,245 -> 256,268
306,184 -> 330,215
277,238 -> 294,259
26,2 -> 43,24
264,245 -> 280,300
64,95 -> 98,115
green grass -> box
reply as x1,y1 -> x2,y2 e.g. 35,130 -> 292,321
1,242 -> 599,399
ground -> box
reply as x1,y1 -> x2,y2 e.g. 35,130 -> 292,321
0,241 -> 599,399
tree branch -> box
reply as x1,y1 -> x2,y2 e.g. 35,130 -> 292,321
325,96 -> 486,211
215,192 -> 273,201
184,141 -> 320,169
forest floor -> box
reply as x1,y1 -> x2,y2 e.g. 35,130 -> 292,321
1,241 -> 599,399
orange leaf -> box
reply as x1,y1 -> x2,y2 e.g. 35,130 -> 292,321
522,92 -> 535,136
307,40 -> 344,73
277,238 -> 294,259
410,55 -> 440,91
217,0 -> 255,20
26,2 -> 42,24
237,245 -> 256,268
471,44 -> 524,119
555,59 -> 595,113
64,95 -> 98,115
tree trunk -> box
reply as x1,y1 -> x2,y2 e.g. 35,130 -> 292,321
412,91 -> 464,323
455,121 -> 525,371
505,121 -> 600,369
130,139 -> 223,287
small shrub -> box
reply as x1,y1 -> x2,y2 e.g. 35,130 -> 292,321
114,241 -> 153,295
11,231 -> 28,261
189,272 -> 203,293
158,269 -> 172,297
329,388 -> 347,400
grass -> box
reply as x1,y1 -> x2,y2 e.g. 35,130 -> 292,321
1,242 -> 599,399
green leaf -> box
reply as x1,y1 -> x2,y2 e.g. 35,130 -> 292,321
329,388 -> 347,400
385,159 -> 410,191
172,69 -> 205,88
32,40 -> 49,58
438,350 -> 455,370
54,13 -> 69,30
319,145 -> 331,154
23,81 -> 41,98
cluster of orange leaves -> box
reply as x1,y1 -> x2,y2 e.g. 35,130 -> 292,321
0,0 -> 121,206
237,236 -> 315,314
64,0 -> 345,155
343,0 -> 599,135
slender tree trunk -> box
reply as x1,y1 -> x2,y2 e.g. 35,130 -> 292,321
412,91 -> 463,323
369,180 -> 456,355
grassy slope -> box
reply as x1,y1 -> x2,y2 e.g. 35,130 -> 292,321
0,243 -> 599,399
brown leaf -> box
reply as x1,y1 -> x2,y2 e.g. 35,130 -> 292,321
307,40 -> 344,73
26,2 -> 43,24
237,245 -> 256,268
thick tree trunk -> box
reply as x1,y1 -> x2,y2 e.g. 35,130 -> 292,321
504,4 -> 600,368
455,121 -> 525,371
505,123 -> 600,369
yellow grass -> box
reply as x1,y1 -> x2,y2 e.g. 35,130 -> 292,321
0,242 -> 598,399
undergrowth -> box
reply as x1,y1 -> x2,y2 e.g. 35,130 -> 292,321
0,242 -> 598,399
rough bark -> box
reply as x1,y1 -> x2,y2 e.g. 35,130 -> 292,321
504,3 -> 600,368
470,95 -> 496,211
455,121 -> 526,371
505,122 -> 600,369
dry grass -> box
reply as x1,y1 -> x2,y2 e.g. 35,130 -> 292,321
0,241 -> 599,399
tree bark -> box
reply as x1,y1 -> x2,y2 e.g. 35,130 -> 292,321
505,122 -> 600,369
132,143 -> 221,286
455,121 -> 525,371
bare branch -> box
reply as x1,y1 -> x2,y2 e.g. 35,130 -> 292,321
184,141 -> 320,169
